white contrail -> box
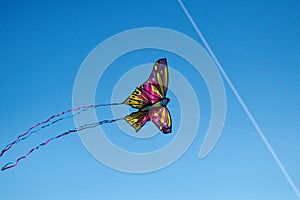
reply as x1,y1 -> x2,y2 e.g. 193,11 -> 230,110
177,0 -> 300,199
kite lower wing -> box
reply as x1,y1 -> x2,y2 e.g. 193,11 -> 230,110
124,110 -> 150,132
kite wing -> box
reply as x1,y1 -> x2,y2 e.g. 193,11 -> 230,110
149,105 -> 172,134
123,58 -> 169,108
141,58 -> 169,99
124,110 -> 150,132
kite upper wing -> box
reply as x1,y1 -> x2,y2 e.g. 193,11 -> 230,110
123,58 -> 169,109
142,58 -> 169,99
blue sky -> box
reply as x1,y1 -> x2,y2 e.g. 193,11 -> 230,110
0,0 -> 299,199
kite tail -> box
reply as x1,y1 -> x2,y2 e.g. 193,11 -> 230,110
0,103 -> 123,158
1,118 -> 123,171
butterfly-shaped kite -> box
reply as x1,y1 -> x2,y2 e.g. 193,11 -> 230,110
0,58 -> 172,171
123,58 -> 172,134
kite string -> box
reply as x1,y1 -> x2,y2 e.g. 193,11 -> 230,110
9,107 -> 92,147
1,118 -> 123,171
0,103 -> 123,158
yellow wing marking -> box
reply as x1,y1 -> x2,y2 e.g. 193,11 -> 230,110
160,108 -> 166,124
167,112 -> 171,126
156,72 -> 165,96
123,88 -> 145,109
164,67 -> 168,88
150,84 -> 161,98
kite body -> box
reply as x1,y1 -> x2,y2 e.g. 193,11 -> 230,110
123,58 -> 172,134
